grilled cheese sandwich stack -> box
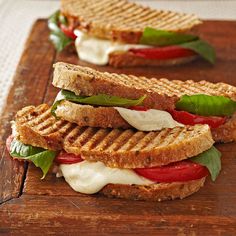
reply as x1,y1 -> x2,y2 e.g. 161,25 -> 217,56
7,62 -> 226,201
48,0 -> 215,67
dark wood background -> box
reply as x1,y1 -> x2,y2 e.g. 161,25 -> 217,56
0,20 -> 236,235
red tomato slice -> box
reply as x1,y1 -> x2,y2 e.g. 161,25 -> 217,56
169,109 -> 227,129
129,45 -> 196,60
129,106 -> 148,111
60,24 -> 77,40
55,151 -> 83,164
6,135 -> 14,152
135,161 -> 208,182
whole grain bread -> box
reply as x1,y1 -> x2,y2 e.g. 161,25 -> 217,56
52,62 -> 236,112
15,104 -> 214,168
55,100 -> 131,129
109,51 -> 197,67
101,177 -> 205,201
61,0 -> 201,44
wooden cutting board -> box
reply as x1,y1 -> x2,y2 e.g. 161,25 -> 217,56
1,19 -> 236,235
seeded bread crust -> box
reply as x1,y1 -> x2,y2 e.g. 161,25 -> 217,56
101,177 -> 206,201
15,104 -> 214,168
108,51 -> 197,67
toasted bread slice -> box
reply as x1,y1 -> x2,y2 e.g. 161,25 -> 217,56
61,0 -> 201,44
55,100 -> 131,129
108,51 -> 197,67
53,62 -> 236,111
102,177 -> 205,201
15,104 -> 214,168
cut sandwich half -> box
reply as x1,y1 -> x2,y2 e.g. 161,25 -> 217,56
7,104 -> 221,201
48,0 -> 215,67
52,62 -> 236,143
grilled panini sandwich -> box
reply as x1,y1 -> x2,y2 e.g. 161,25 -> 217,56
52,62 -> 236,143
48,0 -> 215,67
8,104 -> 221,201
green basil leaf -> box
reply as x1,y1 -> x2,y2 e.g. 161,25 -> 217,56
176,94 -> 236,116
10,139 -> 57,179
56,90 -> 146,106
190,146 -> 221,181
27,150 -> 56,179
181,39 -> 216,64
59,14 -> 68,25
48,10 -> 72,51
140,27 -> 198,46
51,100 -> 63,117
10,139 -> 45,157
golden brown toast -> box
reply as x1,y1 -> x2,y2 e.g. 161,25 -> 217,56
61,0 -> 201,43
15,104 -> 214,169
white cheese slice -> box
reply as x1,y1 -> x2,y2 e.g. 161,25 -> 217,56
74,30 -> 151,65
60,160 -> 154,194
54,90 -> 66,102
114,107 -> 184,131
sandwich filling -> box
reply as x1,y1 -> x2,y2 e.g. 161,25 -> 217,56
52,90 -> 235,131
7,133 -> 221,194
48,11 -> 215,65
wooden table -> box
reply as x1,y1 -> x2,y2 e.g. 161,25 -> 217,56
0,19 -> 236,235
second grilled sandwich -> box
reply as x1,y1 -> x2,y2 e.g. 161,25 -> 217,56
52,62 -> 236,143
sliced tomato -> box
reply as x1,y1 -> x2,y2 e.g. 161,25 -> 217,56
129,45 -> 196,60
6,135 -> 14,152
169,109 -> 227,129
55,151 -> 83,164
135,161 -> 208,182
129,106 -> 148,111
60,24 -> 77,40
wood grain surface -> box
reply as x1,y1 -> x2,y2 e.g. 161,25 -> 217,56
1,19 -> 236,235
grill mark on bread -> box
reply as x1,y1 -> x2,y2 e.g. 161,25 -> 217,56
26,108 -> 52,127
36,117 -> 58,133
61,0 -> 201,43
94,129 -> 123,151
120,132 -> 147,152
15,105 -> 215,168
129,132 -> 157,151
73,127 -> 97,147
82,129 -> 111,150
64,126 -> 87,146
105,129 -> 135,152
142,129 -> 174,150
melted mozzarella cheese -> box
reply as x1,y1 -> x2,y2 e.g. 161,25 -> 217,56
114,107 -> 184,131
59,160 -> 154,194
74,30 -> 150,65
54,90 -> 66,102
